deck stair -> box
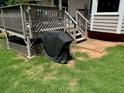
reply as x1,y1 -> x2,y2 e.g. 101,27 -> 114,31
64,10 -> 89,43
67,27 -> 86,42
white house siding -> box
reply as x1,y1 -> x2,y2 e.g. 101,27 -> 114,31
121,16 -> 124,32
92,15 -> 119,33
68,0 -> 89,17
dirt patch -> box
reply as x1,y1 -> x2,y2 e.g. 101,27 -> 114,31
72,38 -> 124,58
72,47 -> 106,58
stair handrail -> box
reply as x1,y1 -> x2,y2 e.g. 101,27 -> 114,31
64,10 -> 77,42
64,10 -> 77,25
64,10 -> 89,43
76,10 -> 90,39
76,11 -> 90,24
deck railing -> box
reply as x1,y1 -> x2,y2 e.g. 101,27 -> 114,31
0,4 -> 65,58
28,5 -> 64,33
0,4 -> 64,38
0,5 -> 24,34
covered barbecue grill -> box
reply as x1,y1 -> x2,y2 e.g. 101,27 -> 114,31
41,31 -> 73,62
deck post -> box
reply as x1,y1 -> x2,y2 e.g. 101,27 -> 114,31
85,21 -> 88,39
20,5 -> 32,58
5,33 -> 10,50
1,8 -> 10,49
64,11 -> 66,32
75,11 -> 78,42
20,5 -> 27,38
26,35 -> 31,59
27,6 -> 33,38
59,0 -> 62,18
59,0 -> 62,10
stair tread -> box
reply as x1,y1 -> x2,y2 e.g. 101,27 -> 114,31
76,37 -> 86,42
76,32 -> 82,36
72,32 -> 82,36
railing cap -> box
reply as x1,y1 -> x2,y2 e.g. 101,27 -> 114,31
0,4 -> 60,9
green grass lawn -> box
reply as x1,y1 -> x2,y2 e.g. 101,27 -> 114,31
0,38 -> 124,93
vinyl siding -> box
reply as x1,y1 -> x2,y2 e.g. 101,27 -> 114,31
92,15 -> 119,33
121,16 -> 124,32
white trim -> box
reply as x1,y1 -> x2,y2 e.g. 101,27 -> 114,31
97,0 -> 120,13
118,0 -> 123,13
90,0 -> 98,31
95,12 -> 119,15
116,0 -> 124,34
91,30 -> 116,34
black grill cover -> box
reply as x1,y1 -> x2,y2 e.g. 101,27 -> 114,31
41,31 -> 73,62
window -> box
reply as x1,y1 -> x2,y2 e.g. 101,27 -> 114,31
97,0 -> 120,12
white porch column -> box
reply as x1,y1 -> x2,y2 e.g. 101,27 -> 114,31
90,0 -> 98,31
116,0 -> 124,34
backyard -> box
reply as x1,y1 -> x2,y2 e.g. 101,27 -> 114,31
0,34 -> 124,93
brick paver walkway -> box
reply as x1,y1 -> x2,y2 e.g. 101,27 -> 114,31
73,38 -> 124,58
